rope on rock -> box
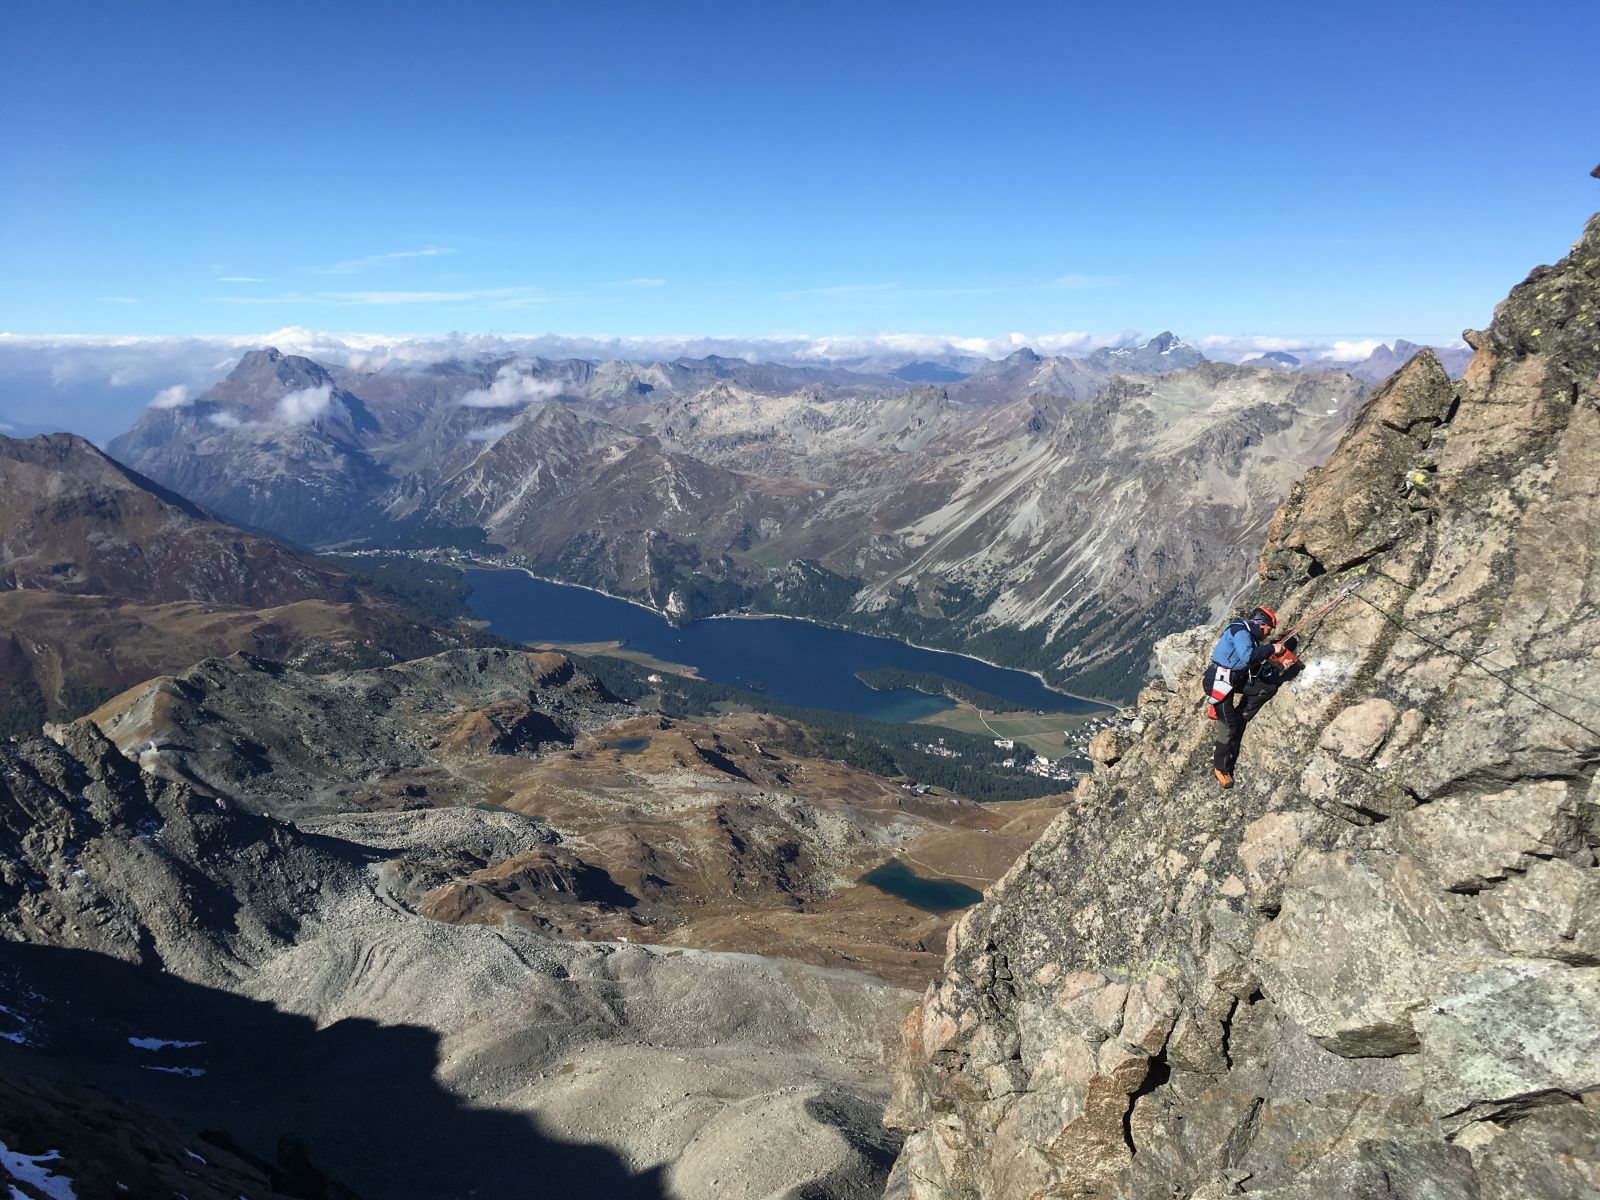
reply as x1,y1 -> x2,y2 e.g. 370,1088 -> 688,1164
1343,583 -> 1600,741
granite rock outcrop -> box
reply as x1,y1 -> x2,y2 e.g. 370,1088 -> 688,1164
882,214 -> 1600,1197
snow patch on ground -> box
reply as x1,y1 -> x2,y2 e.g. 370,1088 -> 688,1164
0,1003 -> 32,1046
127,1036 -> 204,1051
1,1141 -> 77,1200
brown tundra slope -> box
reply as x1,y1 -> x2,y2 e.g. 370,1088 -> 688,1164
883,214 -> 1600,1197
0,432 -> 476,731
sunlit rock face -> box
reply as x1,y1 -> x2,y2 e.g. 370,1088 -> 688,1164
882,213 -> 1600,1198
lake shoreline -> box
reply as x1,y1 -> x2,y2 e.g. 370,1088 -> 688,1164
461,560 -> 1114,714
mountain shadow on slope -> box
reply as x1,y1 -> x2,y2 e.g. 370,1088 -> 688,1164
0,942 -> 668,1200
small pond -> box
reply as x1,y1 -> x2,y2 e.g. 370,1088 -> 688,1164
860,859 -> 983,913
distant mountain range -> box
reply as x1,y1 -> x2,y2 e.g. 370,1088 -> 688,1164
940,333 -> 1201,407
1242,338 -> 1473,382
100,332 -> 1404,698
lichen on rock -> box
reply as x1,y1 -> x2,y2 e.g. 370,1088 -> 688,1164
883,211 -> 1600,1197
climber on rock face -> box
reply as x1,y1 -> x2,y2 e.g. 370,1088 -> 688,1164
1202,606 -> 1297,787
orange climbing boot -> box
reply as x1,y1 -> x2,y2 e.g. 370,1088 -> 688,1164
1213,768 -> 1234,789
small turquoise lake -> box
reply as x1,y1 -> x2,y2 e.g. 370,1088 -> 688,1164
463,568 -> 1102,725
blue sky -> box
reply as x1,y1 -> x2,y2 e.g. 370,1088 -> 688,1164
3,0 -> 1597,346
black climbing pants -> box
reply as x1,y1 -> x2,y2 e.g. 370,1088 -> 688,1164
1212,677 -> 1280,774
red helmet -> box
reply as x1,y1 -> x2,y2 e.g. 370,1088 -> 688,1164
1250,605 -> 1278,631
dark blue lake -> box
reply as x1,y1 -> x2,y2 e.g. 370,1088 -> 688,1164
463,568 -> 1104,724
860,860 -> 984,912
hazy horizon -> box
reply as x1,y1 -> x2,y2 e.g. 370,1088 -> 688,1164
1,323 -> 1469,443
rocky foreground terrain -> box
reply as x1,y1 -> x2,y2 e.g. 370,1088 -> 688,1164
882,215 -> 1600,1196
109,336 -> 1377,698
88,647 -> 1055,986
1,645 -> 1061,1197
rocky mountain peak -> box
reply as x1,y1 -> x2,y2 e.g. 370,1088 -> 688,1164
0,429 -> 357,602
1091,331 -> 1206,373
1245,349 -> 1302,368
228,346 -> 332,391
883,211 -> 1600,1197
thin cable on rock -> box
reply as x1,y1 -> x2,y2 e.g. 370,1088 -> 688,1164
1342,585 -> 1600,741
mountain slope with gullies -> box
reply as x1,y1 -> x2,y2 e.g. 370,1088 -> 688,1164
419,360 -> 1365,696
0,432 -> 481,734
881,213 -> 1600,1197
106,336 -> 1366,699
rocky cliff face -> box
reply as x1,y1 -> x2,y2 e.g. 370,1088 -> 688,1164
882,215 -> 1600,1197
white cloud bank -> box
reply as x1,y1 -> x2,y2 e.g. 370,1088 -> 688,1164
5,326 -> 1462,378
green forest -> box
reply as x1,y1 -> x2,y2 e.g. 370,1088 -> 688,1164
853,667 -> 1018,713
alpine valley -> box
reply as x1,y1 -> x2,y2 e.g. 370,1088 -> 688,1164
107,334 -> 1399,700
2,206 -> 1596,1200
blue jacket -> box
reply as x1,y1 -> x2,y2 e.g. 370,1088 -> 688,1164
1212,618 -> 1273,673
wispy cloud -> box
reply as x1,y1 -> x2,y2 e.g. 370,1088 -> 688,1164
603,277 -> 667,289
215,275 -> 265,284
781,276 -> 1111,301
335,287 -> 548,307
275,383 -> 333,424
781,282 -> 902,298
305,246 -> 457,275
97,296 -> 138,305
466,418 -> 519,443
210,285 -> 550,308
